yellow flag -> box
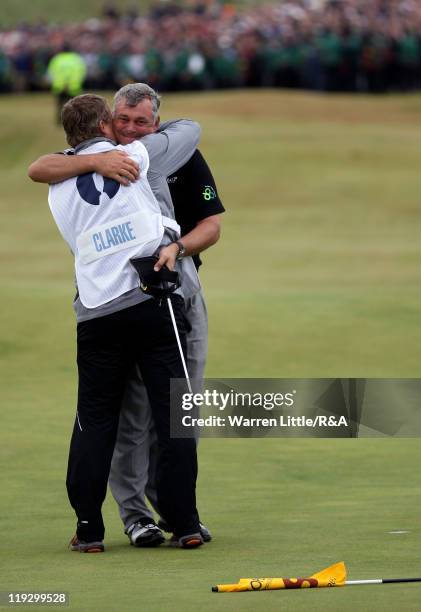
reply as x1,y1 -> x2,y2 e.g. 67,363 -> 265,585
213,562 -> 346,592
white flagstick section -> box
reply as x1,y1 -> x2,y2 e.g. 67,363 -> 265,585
167,297 -> 192,394
346,580 -> 382,585
346,578 -> 421,585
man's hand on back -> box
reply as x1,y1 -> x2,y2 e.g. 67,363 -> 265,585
93,151 -> 139,185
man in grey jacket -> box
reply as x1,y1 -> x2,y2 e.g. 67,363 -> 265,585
108,85 -> 223,546
38,93 -> 204,551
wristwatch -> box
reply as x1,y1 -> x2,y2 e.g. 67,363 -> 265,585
174,240 -> 186,260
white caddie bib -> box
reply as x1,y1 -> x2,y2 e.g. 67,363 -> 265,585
48,140 -> 180,309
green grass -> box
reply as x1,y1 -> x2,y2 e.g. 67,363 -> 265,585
1,90 -> 421,610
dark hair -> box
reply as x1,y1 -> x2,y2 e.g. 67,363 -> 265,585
61,94 -> 112,147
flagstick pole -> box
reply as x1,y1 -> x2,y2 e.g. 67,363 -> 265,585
346,580 -> 382,585
346,578 -> 421,585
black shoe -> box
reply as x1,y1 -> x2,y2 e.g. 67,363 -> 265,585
69,534 -> 104,553
169,532 -> 204,548
125,520 -> 165,547
158,519 -> 212,543
198,522 -> 212,542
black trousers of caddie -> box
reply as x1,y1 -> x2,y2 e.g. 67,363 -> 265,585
66,295 -> 199,542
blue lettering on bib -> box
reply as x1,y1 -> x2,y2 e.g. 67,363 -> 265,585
91,221 -> 137,252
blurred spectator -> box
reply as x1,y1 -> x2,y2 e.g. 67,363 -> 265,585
0,50 -> 11,92
1,0 -> 421,95
47,44 -> 87,123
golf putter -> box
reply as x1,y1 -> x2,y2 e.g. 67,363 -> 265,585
130,255 -> 192,393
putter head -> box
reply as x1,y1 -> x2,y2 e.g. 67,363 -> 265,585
130,255 -> 180,298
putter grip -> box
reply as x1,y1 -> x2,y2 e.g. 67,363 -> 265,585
130,255 -> 178,284
130,255 -> 180,297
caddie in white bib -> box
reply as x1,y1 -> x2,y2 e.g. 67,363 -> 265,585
48,139 -> 179,308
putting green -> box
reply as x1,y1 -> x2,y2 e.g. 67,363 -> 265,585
1,90 -> 421,611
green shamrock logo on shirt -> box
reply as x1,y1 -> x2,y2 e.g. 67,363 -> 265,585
202,185 -> 216,201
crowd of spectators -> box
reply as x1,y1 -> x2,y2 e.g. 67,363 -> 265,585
1,0 -> 421,94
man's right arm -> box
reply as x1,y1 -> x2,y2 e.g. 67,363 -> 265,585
28,151 -> 139,185
142,119 -> 201,177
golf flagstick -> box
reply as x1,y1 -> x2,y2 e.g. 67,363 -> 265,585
167,295 -> 192,394
212,562 -> 421,592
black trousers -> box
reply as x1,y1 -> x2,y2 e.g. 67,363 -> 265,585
66,296 -> 199,541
